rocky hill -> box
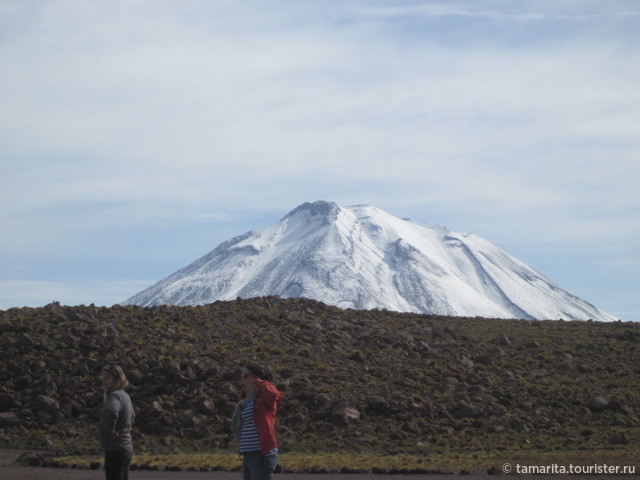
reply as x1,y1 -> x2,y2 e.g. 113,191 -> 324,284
0,297 -> 638,458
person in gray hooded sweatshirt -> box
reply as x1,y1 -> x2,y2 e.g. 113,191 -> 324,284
98,365 -> 135,480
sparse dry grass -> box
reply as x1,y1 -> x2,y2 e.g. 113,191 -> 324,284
53,446 -> 640,474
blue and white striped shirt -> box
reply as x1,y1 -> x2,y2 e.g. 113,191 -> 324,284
239,398 -> 260,453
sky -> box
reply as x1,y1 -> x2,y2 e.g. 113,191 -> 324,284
1,0 -> 639,321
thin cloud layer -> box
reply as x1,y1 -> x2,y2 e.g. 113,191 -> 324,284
1,1 -> 638,319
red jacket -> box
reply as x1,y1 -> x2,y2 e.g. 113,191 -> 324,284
249,379 -> 283,454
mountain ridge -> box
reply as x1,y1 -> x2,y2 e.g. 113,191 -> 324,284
126,201 -> 616,322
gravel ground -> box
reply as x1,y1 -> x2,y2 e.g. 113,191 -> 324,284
2,450 -> 639,480
0,449 -> 455,480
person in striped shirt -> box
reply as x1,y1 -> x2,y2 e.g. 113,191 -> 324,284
232,364 -> 283,480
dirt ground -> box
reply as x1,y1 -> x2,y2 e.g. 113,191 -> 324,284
2,449 -> 639,480
0,449 -> 452,480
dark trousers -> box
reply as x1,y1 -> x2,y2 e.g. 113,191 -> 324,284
104,450 -> 132,480
242,451 -> 278,480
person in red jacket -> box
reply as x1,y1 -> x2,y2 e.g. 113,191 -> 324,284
231,364 -> 283,480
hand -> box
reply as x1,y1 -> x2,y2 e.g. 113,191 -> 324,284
110,431 -> 120,440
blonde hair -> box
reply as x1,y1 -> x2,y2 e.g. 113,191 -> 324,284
101,365 -> 130,390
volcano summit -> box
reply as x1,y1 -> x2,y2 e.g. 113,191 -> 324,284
126,201 -> 616,321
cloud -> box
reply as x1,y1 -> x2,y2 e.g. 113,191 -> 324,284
353,1 -> 640,22
0,0 -> 638,317
2,2 -> 638,217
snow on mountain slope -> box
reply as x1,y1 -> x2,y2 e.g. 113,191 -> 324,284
125,201 -> 617,321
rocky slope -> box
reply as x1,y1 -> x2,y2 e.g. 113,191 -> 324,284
0,298 -> 638,457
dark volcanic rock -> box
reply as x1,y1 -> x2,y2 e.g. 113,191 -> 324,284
0,297 -> 638,456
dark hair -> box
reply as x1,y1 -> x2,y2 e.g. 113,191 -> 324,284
245,364 -> 273,381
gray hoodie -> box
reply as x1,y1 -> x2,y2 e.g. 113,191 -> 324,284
98,389 -> 135,452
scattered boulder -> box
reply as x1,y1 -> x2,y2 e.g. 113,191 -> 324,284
472,355 -> 492,366
458,356 -> 474,368
0,394 -> 14,411
452,401 -> 483,418
41,378 -> 58,397
0,412 -> 24,428
36,395 -> 59,414
588,396 -> 608,412
196,398 -> 216,415
487,347 -> 505,357
84,391 -> 104,407
607,399 -> 633,415
494,334 -> 512,347
218,382 -> 238,398
365,396 -> 390,415
330,403 -> 360,427
178,414 -> 201,427
142,400 -> 163,417
609,433 -> 630,445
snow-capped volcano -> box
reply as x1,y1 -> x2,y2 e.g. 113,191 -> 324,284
125,201 -> 616,321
